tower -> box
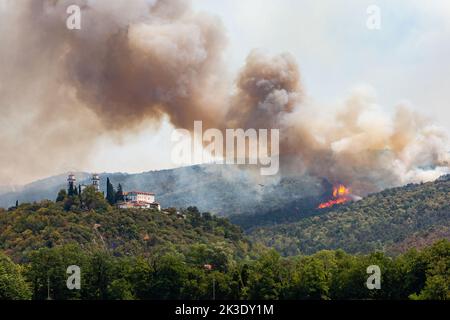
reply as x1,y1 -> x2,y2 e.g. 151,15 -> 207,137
92,173 -> 100,192
67,174 -> 76,195
68,174 -> 76,189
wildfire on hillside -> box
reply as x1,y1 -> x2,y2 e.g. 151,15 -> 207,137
318,184 -> 352,209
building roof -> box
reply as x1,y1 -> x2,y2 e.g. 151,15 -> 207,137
127,191 -> 155,196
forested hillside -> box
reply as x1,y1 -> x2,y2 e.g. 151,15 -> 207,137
249,177 -> 450,256
0,200 -> 247,263
0,165 -> 324,217
0,176 -> 449,300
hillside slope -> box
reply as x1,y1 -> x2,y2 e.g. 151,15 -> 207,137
0,202 -> 248,263
0,165 -> 324,216
249,176 -> 450,256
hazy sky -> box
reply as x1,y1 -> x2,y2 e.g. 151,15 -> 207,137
2,0 -> 448,185
190,0 -> 450,119
87,0 -> 450,176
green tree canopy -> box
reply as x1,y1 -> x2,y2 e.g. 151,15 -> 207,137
0,252 -> 32,300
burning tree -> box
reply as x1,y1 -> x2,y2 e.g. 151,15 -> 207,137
318,184 -> 352,209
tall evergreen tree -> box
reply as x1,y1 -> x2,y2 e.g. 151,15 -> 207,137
68,183 -> 74,197
106,178 -> 116,205
115,184 -> 124,203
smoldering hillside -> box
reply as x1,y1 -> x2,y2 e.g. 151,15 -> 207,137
0,0 -> 448,194
0,164 -> 325,220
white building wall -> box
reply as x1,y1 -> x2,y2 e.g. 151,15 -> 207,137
127,193 -> 155,203
137,194 -> 155,203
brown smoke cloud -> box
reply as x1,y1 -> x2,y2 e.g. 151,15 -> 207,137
0,0 -> 228,184
282,93 -> 450,194
225,51 -> 449,194
227,50 -> 302,129
0,0 -> 448,193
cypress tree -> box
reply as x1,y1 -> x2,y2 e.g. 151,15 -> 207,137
68,183 -> 74,197
106,178 -> 116,205
115,184 -> 124,203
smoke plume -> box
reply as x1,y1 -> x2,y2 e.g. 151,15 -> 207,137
0,0 -> 448,193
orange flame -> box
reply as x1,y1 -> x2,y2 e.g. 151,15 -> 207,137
318,184 -> 351,209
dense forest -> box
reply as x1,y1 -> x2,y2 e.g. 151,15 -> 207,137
249,177 -> 450,256
0,179 -> 449,300
0,188 -> 247,263
1,240 -> 449,300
